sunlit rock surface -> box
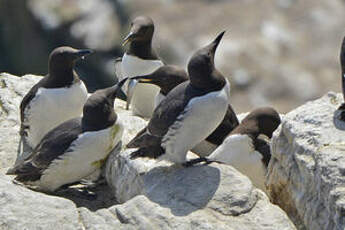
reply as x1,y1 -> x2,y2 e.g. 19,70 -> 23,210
1,73 -> 295,229
267,92 -> 345,230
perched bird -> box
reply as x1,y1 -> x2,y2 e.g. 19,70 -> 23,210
185,107 -> 281,191
115,16 -> 164,118
20,46 -> 93,149
131,65 -> 239,156
7,78 -> 127,192
128,31 -> 230,164
337,36 -> 345,121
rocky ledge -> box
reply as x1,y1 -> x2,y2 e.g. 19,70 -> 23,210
0,73 -> 296,229
267,92 -> 345,230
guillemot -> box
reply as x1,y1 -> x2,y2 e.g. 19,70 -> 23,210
20,46 -> 93,149
7,78 -> 127,192
185,107 -> 281,191
337,35 -> 345,121
131,65 -> 239,156
128,31 -> 230,164
115,16 -> 164,118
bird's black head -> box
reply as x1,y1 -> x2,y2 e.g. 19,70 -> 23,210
240,107 -> 281,139
130,65 -> 188,95
123,16 -> 155,45
187,31 -> 225,90
82,78 -> 128,132
48,46 -> 93,75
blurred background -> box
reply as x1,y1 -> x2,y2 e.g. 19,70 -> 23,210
0,0 -> 344,113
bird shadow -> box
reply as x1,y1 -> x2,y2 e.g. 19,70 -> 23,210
53,182 -> 118,211
142,163 -> 220,217
333,109 -> 345,131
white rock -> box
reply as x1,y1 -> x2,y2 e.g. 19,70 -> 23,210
0,73 -> 41,172
1,73 -> 295,229
267,92 -> 345,230
105,150 -> 296,229
0,175 -> 83,230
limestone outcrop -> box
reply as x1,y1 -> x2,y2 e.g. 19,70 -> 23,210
0,73 -> 295,230
267,92 -> 345,230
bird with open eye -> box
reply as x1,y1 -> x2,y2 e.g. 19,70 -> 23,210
20,46 -> 93,149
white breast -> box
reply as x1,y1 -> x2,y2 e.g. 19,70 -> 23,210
160,80 -> 230,163
208,134 -> 267,191
35,121 -> 124,192
155,92 -> 219,157
154,92 -> 166,109
155,91 -> 219,158
24,81 -> 88,148
122,53 -> 163,118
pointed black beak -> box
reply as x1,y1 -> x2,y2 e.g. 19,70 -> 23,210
109,77 -> 128,99
210,31 -> 226,52
341,36 -> 345,73
75,49 -> 94,59
116,77 -> 128,89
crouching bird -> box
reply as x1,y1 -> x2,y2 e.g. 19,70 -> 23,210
7,78 -> 128,192
184,107 -> 281,191
127,31 -> 230,164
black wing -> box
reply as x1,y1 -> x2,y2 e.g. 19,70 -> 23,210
19,77 -> 49,135
206,105 -> 239,145
148,81 -> 202,136
8,118 -> 82,181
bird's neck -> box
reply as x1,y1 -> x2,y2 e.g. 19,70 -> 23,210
190,70 -> 226,92
47,67 -> 78,88
128,40 -> 158,60
81,101 -> 117,132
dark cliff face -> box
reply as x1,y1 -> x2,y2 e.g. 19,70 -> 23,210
0,0 -> 129,92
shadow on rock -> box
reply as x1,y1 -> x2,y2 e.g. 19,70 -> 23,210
143,164 -> 220,217
54,183 -> 118,211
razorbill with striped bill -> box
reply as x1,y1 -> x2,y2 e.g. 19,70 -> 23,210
127,31 -> 230,164
20,46 -> 93,149
131,65 -> 239,157
7,78 -> 127,192
184,107 -> 281,191
115,16 -> 164,118
337,35 -> 345,121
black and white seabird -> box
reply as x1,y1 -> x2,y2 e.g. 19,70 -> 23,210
127,31 -> 230,164
337,35 -> 345,121
115,16 -> 164,118
131,65 -> 239,156
7,78 -> 127,192
185,107 -> 281,191
20,46 -> 93,149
